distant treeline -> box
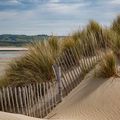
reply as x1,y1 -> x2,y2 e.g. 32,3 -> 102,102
0,34 -> 64,46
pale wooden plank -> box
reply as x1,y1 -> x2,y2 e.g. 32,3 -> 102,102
0,88 -> 4,111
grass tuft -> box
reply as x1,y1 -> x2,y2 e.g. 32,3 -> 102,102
1,15 -> 120,87
111,15 -> 120,34
1,40 -> 56,87
48,35 -> 61,58
86,20 -> 102,33
99,52 -> 117,78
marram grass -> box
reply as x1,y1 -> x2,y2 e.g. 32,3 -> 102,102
48,35 -> 61,58
111,15 -> 120,35
60,37 -> 80,69
1,40 -> 56,87
99,52 -> 117,78
1,15 -> 120,87
86,20 -> 102,33
111,33 -> 120,58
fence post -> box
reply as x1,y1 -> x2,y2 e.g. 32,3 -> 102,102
52,64 -> 62,102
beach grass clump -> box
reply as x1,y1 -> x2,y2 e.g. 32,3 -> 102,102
101,29 -> 114,47
1,16 -> 120,87
79,30 -> 97,57
60,37 -> 79,69
86,21 -> 114,50
1,40 -> 57,86
111,15 -> 120,35
86,20 -> 102,33
62,37 -> 77,51
71,30 -> 81,43
111,15 -> 120,58
48,35 -> 61,58
110,32 -> 120,58
99,52 -> 117,78
71,21 -> 103,57
86,21 -> 107,50
69,29 -> 97,57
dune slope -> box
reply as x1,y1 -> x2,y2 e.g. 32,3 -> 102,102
0,112 -> 46,120
46,70 -> 120,120
1,70 -> 120,120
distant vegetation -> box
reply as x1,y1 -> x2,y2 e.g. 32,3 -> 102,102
1,15 -> 120,87
0,34 -> 50,46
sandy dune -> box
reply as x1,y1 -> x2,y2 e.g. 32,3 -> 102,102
46,70 -> 120,120
0,112 -> 46,120
1,69 -> 120,120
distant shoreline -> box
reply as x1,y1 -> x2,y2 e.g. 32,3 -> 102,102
0,47 -> 28,51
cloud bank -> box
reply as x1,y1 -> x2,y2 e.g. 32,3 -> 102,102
0,0 -> 120,35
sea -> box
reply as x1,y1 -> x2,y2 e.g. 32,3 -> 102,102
0,50 -> 26,76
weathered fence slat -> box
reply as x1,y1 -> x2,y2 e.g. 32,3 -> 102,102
57,57 -> 70,95
58,56 -> 71,93
9,87 -> 15,113
65,49 -> 78,87
39,83 -> 44,117
0,89 -> 4,111
22,87 -> 27,115
14,87 -> 20,113
28,85 -> 33,116
62,52 -> 75,90
6,87 -> 12,112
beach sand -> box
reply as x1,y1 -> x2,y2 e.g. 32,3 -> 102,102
46,70 -> 120,120
1,68 -> 120,120
0,112 -> 46,120
0,50 -> 26,76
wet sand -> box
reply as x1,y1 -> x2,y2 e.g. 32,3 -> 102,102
0,50 -> 26,76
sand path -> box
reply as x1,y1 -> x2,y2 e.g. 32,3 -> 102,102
46,71 -> 120,120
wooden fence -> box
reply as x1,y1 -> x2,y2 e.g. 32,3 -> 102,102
0,34 -> 107,118
0,82 -> 61,118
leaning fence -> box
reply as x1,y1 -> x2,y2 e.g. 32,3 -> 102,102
0,33 -> 108,118
0,82 -> 61,118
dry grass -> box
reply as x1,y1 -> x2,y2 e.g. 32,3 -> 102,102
79,30 -> 98,57
86,20 -> 102,33
48,35 -> 61,58
1,40 -> 57,86
111,33 -> 120,58
86,21 -> 114,50
60,37 -> 80,69
110,15 -> 120,58
99,52 -> 117,78
61,37 -> 77,51
111,15 -> 120,35
1,15 -> 120,87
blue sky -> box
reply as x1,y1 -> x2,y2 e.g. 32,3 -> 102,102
0,0 -> 120,35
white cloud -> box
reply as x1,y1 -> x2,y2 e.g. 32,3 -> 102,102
0,0 -> 20,7
0,11 -> 18,20
49,0 -> 60,3
0,0 -> 120,35
10,0 -> 19,3
45,2 -> 87,14
0,10 -> 35,21
108,0 -> 120,4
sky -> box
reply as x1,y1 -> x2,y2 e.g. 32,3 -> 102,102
0,0 -> 120,35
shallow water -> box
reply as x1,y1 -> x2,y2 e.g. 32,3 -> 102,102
0,51 -> 26,76
0,51 -> 24,59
